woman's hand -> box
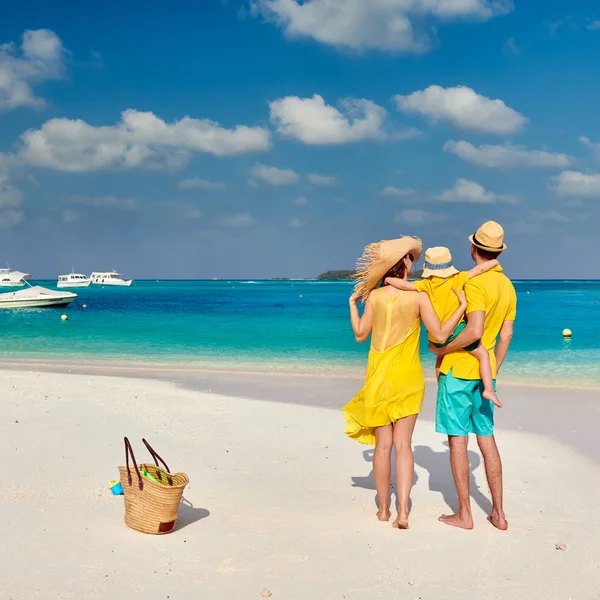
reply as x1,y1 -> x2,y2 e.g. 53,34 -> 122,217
452,287 -> 467,307
349,292 -> 361,305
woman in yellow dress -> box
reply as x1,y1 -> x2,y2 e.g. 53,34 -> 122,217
343,236 -> 466,529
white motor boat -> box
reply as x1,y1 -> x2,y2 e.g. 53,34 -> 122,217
90,271 -> 133,287
57,273 -> 92,288
0,285 -> 77,309
0,267 -> 31,287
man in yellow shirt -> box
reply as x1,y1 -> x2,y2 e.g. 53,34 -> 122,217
429,221 -> 516,532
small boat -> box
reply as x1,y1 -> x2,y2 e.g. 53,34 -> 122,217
57,272 -> 92,288
90,271 -> 133,287
0,267 -> 31,287
0,285 -> 77,309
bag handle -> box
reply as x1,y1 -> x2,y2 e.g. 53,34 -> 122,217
142,438 -> 171,473
124,437 -> 144,491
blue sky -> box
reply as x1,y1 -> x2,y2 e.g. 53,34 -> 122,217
1,0 -> 600,279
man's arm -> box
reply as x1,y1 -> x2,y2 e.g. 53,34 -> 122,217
495,319 -> 514,372
429,310 -> 484,356
466,259 -> 499,279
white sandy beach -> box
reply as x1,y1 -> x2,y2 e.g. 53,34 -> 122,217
2,367 -> 600,600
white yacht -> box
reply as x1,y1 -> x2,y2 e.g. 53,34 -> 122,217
0,267 -> 31,287
57,273 -> 92,288
0,285 -> 77,309
90,271 -> 133,287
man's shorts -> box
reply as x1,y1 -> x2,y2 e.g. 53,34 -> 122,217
436,369 -> 495,436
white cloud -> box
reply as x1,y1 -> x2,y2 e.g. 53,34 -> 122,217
220,212 -> 254,227
269,95 -> 386,145
395,85 -> 526,134
579,136 -> 600,163
0,175 -> 24,228
252,0 -> 513,53
395,209 -> 444,226
70,195 -> 140,210
17,109 -> 271,172
532,210 -> 570,223
249,163 -> 300,186
307,173 -> 337,186
502,37 -> 520,55
62,209 -> 78,224
177,178 -> 227,191
293,196 -> 308,205
438,178 -> 517,204
551,171 -> 600,197
288,217 -> 307,228
153,200 -> 203,219
586,20 -> 600,30
381,186 -> 415,197
0,29 -> 67,111
444,140 -> 573,168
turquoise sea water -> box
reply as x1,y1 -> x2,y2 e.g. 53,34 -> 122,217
1,280 -> 599,387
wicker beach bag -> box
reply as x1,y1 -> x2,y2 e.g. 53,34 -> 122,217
118,437 -> 189,534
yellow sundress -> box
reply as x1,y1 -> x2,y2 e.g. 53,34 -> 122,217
343,288 -> 425,445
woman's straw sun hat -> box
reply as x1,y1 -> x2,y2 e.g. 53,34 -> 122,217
353,236 -> 422,300
469,221 -> 507,252
421,247 -> 459,279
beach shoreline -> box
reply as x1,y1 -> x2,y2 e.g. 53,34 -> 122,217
1,356 -> 599,392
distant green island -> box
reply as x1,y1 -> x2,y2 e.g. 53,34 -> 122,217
317,270 -> 356,280
317,269 -> 423,281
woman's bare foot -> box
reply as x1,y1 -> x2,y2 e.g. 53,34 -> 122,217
439,513 -> 474,530
487,513 -> 508,531
377,508 -> 391,522
483,389 -> 502,408
392,518 -> 409,529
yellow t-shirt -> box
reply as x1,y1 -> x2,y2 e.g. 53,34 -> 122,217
440,266 -> 517,380
414,271 -> 470,343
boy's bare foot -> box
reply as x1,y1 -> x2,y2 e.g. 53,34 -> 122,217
377,509 -> 391,522
439,513 -> 474,530
392,518 -> 409,529
483,389 -> 502,408
487,513 -> 508,531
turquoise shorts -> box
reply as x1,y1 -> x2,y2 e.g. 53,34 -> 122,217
436,369 -> 496,437
432,321 -> 480,353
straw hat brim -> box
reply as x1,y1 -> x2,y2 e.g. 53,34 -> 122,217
421,265 -> 459,279
468,234 -> 506,252
353,236 -> 422,300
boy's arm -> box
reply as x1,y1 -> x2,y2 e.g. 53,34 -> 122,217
466,259 -> 499,279
384,277 -> 417,291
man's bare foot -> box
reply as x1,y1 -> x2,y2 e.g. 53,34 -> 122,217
483,389 -> 502,408
377,509 -> 391,522
392,518 -> 409,529
438,513 -> 474,530
487,513 -> 508,530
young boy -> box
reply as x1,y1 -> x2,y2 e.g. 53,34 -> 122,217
385,246 -> 501,408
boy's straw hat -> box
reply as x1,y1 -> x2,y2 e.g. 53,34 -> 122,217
421,246 -> 459,279
469,221 -> 507,252
353,236 -> 422,300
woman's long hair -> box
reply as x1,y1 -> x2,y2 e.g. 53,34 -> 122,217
379,253 -> 414,288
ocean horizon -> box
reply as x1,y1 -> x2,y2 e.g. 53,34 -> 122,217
1,279 -> 598,389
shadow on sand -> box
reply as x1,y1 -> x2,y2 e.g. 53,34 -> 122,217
352,442 -> 492,515
176,497 -> 210,531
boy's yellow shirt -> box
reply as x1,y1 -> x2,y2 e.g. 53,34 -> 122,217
414,271 -> 470,343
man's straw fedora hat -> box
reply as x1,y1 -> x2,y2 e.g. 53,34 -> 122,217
469,221 -> 507,252
353,236 -> 422,300
421,247 -> 459,279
